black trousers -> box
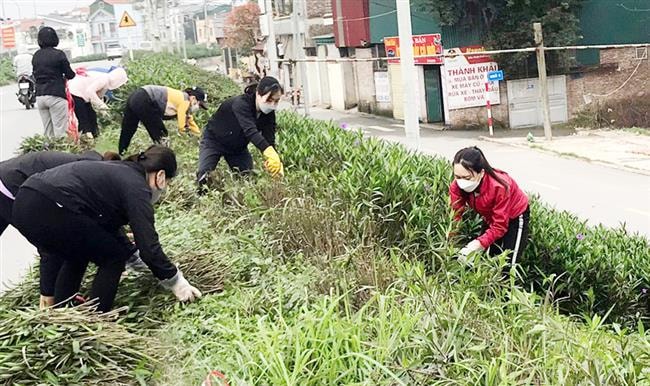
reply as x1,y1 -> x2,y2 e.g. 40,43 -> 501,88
0,193 -> 11,237
72,96 -> 98,136
0,192 -> 62,296
119,88 -> 167,154
12,188 -> 134,312
197,130 -> 253,184
485,206 -> 530,265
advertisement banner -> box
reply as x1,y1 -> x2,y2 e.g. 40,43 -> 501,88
384,34 -> 443,65
374,72 -> 391,103
444,45 -> 500,109
1,27 -> 16,49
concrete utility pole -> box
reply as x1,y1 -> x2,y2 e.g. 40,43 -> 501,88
265,0 -> 278,77
396,0 -> 420,147
534,22 -> 553,141
291,0 -> 310,115
203,0 -> 209,48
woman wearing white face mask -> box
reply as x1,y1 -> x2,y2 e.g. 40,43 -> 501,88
197,76 -> 284,188
449,146 -> 530,265
118,85 -> 208,155
12,145 -> 201,312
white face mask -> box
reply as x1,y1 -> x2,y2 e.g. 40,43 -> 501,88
150,174 -> 167,204
150,187 -> 165,204
259,103 -> 276,114
457,177 -> 481,192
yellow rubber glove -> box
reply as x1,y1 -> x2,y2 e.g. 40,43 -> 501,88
262,146 -> 284,177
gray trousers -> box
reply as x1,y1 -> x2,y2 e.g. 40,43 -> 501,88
36,95 -> 68,138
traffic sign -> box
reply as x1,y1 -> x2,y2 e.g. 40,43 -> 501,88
119,11 -> 136,28
487,70 -> 504,82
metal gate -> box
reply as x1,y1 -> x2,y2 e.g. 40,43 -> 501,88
507,75 -> 568,128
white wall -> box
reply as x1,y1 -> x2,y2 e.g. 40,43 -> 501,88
327,63 -> 346,111
389,63 -> 426,121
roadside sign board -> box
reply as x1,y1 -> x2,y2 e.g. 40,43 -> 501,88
1,27 -> 16,49
119,11 -> 136,28
487,70 -> 504,82
383,34 -> 443,65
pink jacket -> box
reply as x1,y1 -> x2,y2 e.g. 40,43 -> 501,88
68,68 -> 128,109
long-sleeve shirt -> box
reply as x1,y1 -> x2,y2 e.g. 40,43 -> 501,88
13,53 -> 33,77
22,160 -> 177,280
204,93 -> 276,153
142,85 -> 200,135
32,47 -> 75,98
449,170 -> 529,248
0,150 -> 103,198
68,72 -> 110,109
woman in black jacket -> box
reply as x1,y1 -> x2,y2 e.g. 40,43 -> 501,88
12,146 -> 201,312
32,27 -> 76,138
197,76 -> 284,188
0,150 -> 119,308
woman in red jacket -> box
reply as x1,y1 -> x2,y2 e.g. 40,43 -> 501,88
449,146 -> 530,265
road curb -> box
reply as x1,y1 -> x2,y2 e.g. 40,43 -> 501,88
478,135 -> 650,177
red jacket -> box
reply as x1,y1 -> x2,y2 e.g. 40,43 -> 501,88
449,170 -> 529,248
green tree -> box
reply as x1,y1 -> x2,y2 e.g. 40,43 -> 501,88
414,0 -> 583,76
224,2 -> 261,55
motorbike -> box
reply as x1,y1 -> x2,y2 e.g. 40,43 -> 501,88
16,74 -> 36,110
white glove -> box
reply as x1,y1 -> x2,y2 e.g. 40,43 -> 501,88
125,250 -> 149,273
459,239 -> 484,257
160,269 -> 202,302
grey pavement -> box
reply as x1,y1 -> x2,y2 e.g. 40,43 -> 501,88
295,105 -> 650,238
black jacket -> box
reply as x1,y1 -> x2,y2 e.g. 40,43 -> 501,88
32,47 -> 75,98
204,93 -> 276,153
0,151 -> 102,196
22,161 -> 177,280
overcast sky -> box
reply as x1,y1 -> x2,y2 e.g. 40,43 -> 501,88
1,0 -> 230,20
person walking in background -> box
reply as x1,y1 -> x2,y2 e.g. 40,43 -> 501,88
68,67 -> 128,138
197,76 -> 284,188
449,146 -> 530,266
118,85 -> 208,155
32,27 -> 76,138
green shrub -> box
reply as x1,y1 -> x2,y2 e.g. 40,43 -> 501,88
0,57 -> 14,86
2,54 -> 649,385
277,112 -> 650,324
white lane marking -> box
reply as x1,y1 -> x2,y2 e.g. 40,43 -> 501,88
367,125 -> 395,132
391,124 -> 405,128
530,180 -> 561,191
625,208 -> 650,218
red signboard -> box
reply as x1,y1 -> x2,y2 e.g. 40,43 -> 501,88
1,27 -> 16,49
383,34 -> 443,65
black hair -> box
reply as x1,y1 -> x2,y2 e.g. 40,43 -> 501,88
37,27 -> 59,48
125,145 -> 177,178
102,151 -> 121,161
453,146 -> 509,191
244,76 -> 284,97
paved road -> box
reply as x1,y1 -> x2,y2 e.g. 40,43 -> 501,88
0,59 -> 113,293
305,107 -> 650,238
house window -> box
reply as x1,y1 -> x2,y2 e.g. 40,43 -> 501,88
110,23 -> 116,33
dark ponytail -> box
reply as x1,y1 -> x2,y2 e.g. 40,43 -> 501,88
125,145 -> 177,178
453,146 -> 509,190
244,76 -> 284,96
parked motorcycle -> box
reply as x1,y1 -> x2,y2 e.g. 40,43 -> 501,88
16,74 -> 36,110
